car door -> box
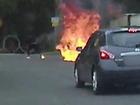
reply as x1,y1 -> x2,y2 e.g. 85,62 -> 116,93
78,32 -> 101,82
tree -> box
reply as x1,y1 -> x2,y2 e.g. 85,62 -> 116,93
0,0 -> 56,51
0,0 -> 18,15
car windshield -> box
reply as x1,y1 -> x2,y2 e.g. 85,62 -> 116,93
108,31 -> 140,48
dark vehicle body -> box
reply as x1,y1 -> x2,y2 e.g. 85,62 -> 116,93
74,27 -> 140,94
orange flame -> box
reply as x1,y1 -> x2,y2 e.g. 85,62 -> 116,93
56,2 -> 101,62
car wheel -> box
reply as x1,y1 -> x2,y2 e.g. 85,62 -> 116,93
92,70 -> 102,94
74,68 -> 85,88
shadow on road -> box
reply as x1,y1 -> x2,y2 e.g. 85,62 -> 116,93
82,85 -> 140,96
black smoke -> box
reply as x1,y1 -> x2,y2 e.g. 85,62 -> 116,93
61,0 -> 125,27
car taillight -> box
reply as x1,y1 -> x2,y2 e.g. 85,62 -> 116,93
100,50 -> 114,60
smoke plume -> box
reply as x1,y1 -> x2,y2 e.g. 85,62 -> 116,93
61,0 -> 125,27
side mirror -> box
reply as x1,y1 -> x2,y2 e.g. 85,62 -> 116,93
76,47 -> 83,52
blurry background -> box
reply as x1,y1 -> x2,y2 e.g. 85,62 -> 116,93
0,0 -> 140,53
0,0 -> 56,53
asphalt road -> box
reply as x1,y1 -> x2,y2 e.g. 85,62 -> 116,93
0,53 -> 140,105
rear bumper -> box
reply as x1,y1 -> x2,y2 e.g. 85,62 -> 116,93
99,69 -> 140,85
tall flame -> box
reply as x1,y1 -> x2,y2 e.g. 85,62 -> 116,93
56,2 -> 101,62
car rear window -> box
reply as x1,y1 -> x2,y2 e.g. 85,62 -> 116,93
108,31 -> 140,48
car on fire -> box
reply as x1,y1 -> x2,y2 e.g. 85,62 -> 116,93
74,26 -> 140,94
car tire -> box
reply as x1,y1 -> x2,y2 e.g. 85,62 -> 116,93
92,70 -> 103,94
74,68 -> 85,88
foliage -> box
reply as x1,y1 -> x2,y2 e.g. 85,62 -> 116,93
0,0 -> 55,35
0,0 -> 18,15
0,0 -> 56,51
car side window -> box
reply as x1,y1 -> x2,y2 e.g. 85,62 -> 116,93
98,32 -> 105,46
90,32 -> 105,48
88,32 -> 100,51
94,38 -> 99,47
81,31 -> 103,56
85,31 -> 100,54
81,32 -> 97,53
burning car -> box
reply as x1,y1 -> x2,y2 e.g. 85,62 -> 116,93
56,1 -> 100,62
74,26 -> 140,94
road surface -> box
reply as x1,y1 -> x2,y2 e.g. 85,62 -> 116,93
0,53 -> 140,105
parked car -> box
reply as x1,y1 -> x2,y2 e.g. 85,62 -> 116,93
74,26 -> 140,94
